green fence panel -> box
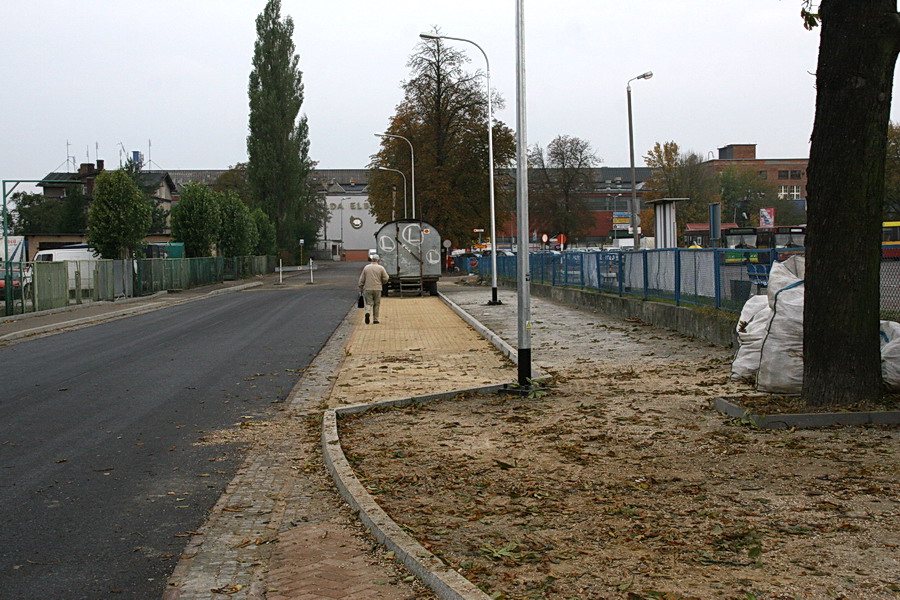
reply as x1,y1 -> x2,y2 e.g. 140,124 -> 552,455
32,262 -> 68,312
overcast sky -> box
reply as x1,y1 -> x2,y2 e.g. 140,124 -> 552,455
2,1 -> 897,188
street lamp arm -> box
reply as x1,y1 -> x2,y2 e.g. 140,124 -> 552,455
419,33 -> 489,71
375,132 -> 416,219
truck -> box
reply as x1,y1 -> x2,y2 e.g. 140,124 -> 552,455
374,219 -> 442,296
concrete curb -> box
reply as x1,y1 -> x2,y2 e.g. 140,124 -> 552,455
715,397 -> 900,429
0,282 -> 262,343
0,290 -> 169,322
0,302 -> 169,343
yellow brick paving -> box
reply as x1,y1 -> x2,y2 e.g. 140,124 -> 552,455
328,295 -> 517,408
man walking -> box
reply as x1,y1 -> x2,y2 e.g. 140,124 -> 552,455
358,254 -> 390,324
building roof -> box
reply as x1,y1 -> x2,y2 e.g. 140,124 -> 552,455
37,172 -> 84,186
155,169 -> 230,193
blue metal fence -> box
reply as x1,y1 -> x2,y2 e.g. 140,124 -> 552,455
481,248 -> 900,316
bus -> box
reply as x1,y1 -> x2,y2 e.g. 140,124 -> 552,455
683,226 -> 806,263
883,221 -> 900,259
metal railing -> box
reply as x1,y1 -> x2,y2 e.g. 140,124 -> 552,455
483,248 -> 900,319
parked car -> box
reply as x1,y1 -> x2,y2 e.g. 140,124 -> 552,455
0,268 -> 26,301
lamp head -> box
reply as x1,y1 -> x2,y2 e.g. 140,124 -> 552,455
638,71 -> 653,80
419,33 -> 440,40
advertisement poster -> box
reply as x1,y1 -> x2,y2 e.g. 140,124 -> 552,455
759,207 -> 775,228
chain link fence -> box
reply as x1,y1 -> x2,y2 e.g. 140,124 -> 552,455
484,248 -> 900,319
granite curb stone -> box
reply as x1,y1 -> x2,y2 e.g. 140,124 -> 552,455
715,397 -> 900,428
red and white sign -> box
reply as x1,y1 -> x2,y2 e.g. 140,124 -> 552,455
759,208 -> 775,228
541,233 -> 549,244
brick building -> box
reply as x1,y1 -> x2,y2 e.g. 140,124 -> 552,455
702,143 -> 808,208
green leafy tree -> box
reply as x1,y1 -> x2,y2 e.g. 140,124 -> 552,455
218,191 -> 256,258
528,135 -> 599,242
717,165 -> 805,227
802,1 -> 899,406
87,170 -> 152,259
122,156 -> 169,235
213,163 -> 253,205
369,33 -> 516,247
642,141 -> 718,232
171,183 -> 221,257
247,0 -> 322,255
251,208 -> 277,256
10,189 -> 89,235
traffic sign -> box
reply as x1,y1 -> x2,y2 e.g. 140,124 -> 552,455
473,228 -> 485,233
558,233 -> 568,245
541,233 -> 549,244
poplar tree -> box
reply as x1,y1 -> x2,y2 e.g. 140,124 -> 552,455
247,0 -> 319,256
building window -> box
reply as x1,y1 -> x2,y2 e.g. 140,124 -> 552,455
778,170 -> 789,179
758,170 -> 768,179
790,170 -> 802,179
779,185 -> 802,200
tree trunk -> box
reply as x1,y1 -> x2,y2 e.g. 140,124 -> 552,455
803,0 -> 900,405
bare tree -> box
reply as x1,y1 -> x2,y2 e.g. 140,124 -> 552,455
528,135 -> 599,243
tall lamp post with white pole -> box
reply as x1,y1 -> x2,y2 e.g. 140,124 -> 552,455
419,32 -> 501,305
627,71 -> 653,250
374,133 -> 416,219
378,166 -> 408,219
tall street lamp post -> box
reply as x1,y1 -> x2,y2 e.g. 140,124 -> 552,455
627,71 -> 653,250
514,0 -> 532,386
374,132 -> 416,219
377,166 -> 408,219
419,32 -> 501,305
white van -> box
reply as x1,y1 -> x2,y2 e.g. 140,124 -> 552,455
32,247 -> 101,290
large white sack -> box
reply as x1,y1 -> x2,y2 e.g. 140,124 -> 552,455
757,257 -> 805,394
880,321 -> 900,391
738,294 -> 769,330
731,304 -> 773,382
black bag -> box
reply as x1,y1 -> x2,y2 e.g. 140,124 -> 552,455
357,293 -> 365,309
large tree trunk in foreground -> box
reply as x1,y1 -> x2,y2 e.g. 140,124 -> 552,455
803,0 -> 900,405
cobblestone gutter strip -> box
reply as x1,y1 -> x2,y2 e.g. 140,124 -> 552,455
715,397 -> 900,429
323,396 -> 495,600
163,304 -> 354,600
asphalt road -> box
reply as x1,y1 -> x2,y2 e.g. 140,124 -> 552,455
0,261 -> 360,599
